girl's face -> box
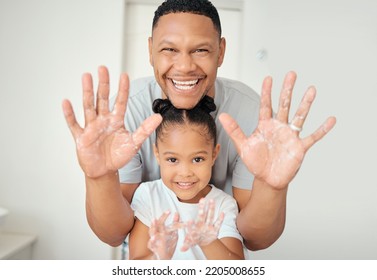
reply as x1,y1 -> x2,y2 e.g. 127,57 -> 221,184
153,124 -> 219,203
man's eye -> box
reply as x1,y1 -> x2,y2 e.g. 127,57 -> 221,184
162,48 -> 175,52
194,49 -> 208,53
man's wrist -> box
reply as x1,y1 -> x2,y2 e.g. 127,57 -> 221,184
253,177 -> 289,192
85,171 -> 119,187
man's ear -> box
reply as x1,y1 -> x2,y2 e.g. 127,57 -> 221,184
212,144 -> 220,165
148,37 -> 154,66
217,37 -> 226,67
153,143 -> 160,165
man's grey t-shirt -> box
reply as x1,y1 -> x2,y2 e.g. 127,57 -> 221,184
118,77 -> 260,195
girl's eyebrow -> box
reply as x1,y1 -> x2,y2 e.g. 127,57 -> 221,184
162,150 -> 209,156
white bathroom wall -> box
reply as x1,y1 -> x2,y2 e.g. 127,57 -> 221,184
0,0 -> 376,260
0,0 -> 125,259
243,0 -> 377,259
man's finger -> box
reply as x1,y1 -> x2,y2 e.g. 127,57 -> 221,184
289,86 -> 316,134
275,71 -> 297,123
219,113 -> 247,153
82,73 -> 96,126
302,116 -> 337,150
112,73 -> 130,118
259,76 -> 273,121
132,114 -> 162,148
62,99 -> 83,139
96,66 -> 110,116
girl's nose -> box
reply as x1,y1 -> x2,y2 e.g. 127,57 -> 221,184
178,163 -> 194,177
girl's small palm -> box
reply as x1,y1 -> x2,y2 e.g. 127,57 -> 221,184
148,211 -> 179,260
181,199 -> 224,251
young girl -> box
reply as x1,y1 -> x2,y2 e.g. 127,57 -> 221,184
128,96 -> 244,260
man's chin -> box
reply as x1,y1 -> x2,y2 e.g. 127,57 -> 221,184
167,97 -> 201,110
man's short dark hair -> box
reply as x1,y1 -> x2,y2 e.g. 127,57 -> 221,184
152,0 -> 222,38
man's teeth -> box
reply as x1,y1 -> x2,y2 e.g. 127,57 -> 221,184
172,79 -> 198,90
173,79 -> 198,85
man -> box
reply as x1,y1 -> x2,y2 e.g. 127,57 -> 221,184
62,0 -> 336,251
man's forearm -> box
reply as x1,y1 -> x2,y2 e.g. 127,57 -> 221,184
237,179 -> 288,251
85,172 -> 134,247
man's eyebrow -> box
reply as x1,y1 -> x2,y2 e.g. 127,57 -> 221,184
156,39 -> 176,47
156,39 -> 214,49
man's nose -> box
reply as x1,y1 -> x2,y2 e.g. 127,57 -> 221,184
175,53 -> 196,73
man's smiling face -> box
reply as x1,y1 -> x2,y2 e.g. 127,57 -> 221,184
149,12 -> 225,109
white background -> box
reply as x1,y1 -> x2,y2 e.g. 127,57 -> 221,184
0,0 -> 376,259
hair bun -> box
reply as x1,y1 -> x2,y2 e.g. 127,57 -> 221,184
153,96 -> 216,115
152,98 -> 173,115
197,95 -> 216,114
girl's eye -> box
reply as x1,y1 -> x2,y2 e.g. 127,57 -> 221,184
193,157 -> 204,163
167,158 -> 177,163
